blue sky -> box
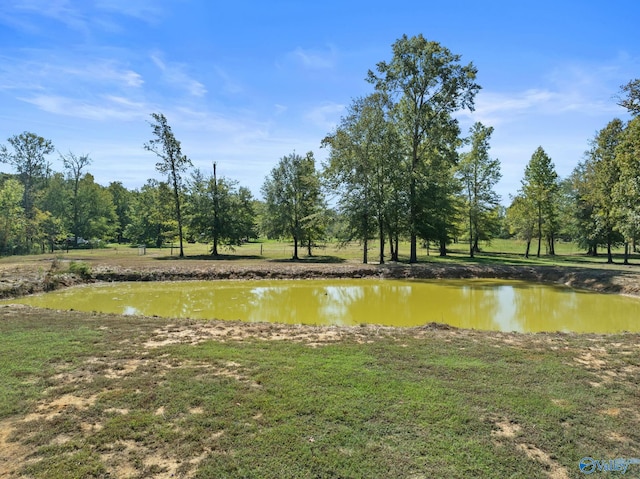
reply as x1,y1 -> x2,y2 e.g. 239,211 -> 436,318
1,0 -> 638,203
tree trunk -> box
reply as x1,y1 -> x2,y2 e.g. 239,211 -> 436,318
171,173 -> 185,258
472,234 -> 480,254
468,213 -> 474,258
624,242 -> 629,265
607,236 -> 613,264
307,238 -> 312,257
212,233 -> 219,256
363,237 -> 368,264
536,204 -> 542,257
378,220 -> 385,264
525,239 -> 531,258
439,239 -> 446,257
392,234 -> 399,262
292,234 -> 299,260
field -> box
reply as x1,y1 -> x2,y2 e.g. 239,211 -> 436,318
0,240 -> 639,478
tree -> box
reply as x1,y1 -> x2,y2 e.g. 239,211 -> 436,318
0,179 -> 25,255
614,116 -> 640,263
60,151 -> 92,245
584,119 -> 625,263
262,151 -> 324,260
75,174 -> 117,241
617,79 -> 640,117
0,132 -> 54,218
125,180 -> 175,248
186,166 -> 256,256
144,113 -> 192,258
322,93 -> 402,264
457,122 -> 502,257
506,194 -> 536,258
367,34 -> 480,263
520,147 -> 559,257
108,181 -> 133,244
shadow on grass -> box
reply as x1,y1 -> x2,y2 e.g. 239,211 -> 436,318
154,254 -> 265,261
268,255 -> 346,264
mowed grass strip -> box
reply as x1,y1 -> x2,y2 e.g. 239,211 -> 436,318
0,307 -> 638,478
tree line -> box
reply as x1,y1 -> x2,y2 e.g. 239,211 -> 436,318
1,35 -> 639,263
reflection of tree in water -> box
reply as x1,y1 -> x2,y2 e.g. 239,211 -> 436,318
15,279 -> 640,332
313,282 -> 414,326
446,281 -> 502,330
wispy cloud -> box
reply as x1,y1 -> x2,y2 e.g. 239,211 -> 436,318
150,52 -> 207,97
94,0 -> 164,23
21,94 -> 148,121
0,0 -> 162,36
468,59 -> 632,126
290,46 -> 337,70
305,102 -> 345,130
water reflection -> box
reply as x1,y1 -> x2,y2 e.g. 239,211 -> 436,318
3,279 -> 640,333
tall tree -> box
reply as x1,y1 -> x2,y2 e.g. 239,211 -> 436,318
613,116 -> 640,263
617,79 -> 640,117
0,132 -> 54,218
568,162 -> 599,255
323,93 -> 402,264
506,194 -> 536,258
0,179 -> 25,255
262,151 -> 324,260
186,166 -> 256,256
457,122 -> 502,258
108,181 -> 133,244
367,34 -> 480,263
584,119 -> 625,263
125,180 -> 175,248
144,113 -> 192,258
520,147 -> 559,257
74,173 -> 117,241
60,151 -> 92,245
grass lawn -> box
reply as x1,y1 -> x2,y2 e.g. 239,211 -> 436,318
4,237 -> 638,271
1,240 -> 639,478
1,307 -> 638,478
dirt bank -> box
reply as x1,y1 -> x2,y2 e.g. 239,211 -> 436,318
2,259 -> 640,299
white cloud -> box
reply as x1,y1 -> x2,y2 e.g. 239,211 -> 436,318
94,0 -> 163,23
290,46 -> 336,70
305,102 -> 345,130
21,94 -> 148,121
150,52 -> 207,97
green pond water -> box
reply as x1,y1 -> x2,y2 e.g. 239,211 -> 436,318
4,279 -> 640,333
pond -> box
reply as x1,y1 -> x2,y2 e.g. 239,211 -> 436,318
4,278 -> 640,333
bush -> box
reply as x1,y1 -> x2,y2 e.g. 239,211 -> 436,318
68,261 -> 92,277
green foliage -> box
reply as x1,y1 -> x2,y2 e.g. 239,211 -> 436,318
520,146 -> 559,256
0,131 -> 54,218
262,151 -> 325,259
68,261 -> 92,277
457,122 -> 502,257
144,112 -> 192,257
0,178 -> 25,254
323,93 -> 404,263
108,181 -> 133,243
367,34 -> 481,262
186,167 -> 257,255
124,179 -> 176,248
617,78 -> 640,116
613,116 -> 640,260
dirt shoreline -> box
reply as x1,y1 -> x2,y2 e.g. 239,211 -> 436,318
2,260 -> 640,300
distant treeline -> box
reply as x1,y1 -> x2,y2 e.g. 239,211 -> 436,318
1,36 -> 639,263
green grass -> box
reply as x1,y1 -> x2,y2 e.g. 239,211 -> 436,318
1,307 -> 638,478
3,237 -> 639,272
